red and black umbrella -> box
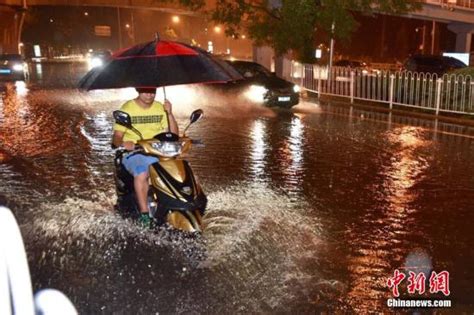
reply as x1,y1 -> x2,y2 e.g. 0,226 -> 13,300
78,38 -> 242,90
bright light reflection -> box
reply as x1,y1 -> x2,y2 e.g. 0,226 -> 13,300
250,120 -> 267,178
35,63 -> 43,77
15,81 -> 28,96
289,116 -> 304,166
386,127 -> 426,205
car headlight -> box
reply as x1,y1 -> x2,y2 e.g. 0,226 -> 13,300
245,85 -> 268,103
293,84 -> 301,93
89,57 -> 103,68
151,141 -> 182,157
12,64 -> 24,72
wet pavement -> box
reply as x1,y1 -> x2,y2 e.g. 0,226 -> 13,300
1,62 -> 473,313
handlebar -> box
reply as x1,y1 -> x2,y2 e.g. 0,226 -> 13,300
113,137 -> 204,157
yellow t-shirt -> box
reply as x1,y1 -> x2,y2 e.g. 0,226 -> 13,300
113,99 -> 169,143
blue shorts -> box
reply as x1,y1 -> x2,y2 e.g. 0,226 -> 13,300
122,154 -> 159,176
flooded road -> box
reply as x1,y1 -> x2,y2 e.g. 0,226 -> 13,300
1,62 -> 473,313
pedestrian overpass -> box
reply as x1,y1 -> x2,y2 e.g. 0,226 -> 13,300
0,0 -> 201,53
0,0 -> 473,55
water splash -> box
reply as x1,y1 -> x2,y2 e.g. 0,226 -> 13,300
21,184 -> 343,313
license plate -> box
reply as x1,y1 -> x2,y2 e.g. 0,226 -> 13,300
278,96 -> 291,102
0,69 -> 11,74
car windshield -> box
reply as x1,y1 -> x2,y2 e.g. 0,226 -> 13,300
228,61 -> 273,78
0,54 -> 23,61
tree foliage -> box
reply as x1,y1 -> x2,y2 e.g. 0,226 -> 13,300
177,0 -> 420,62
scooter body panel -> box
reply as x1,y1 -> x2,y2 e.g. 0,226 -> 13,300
114,152 -> 207,231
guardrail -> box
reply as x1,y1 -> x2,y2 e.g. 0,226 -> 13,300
288,62 -> 474,115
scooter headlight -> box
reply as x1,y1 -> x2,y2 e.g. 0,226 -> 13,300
151,141 -> 182,157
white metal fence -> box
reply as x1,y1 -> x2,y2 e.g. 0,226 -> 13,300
288,63 -> 474,115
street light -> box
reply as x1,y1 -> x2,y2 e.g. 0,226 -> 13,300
172,15 -> 180,24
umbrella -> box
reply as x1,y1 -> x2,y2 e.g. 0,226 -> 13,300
78,37 -> 242,90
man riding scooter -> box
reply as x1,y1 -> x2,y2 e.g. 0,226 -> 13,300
112,87 -> 178,225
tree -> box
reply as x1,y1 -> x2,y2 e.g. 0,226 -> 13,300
174,0 -> 420,62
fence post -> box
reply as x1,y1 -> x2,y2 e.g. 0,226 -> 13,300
300,64 -> 304,89
290,61 -> 293,82
435,78 -> 442,115
317,67 -> 322,99
350,71 -> 355,104
389,74 -> 395,110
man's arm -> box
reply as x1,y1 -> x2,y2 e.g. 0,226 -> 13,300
163,99 -> 179,135
112,130 -> 135,150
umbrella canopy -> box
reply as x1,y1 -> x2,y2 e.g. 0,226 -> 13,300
78,39 -> 243,90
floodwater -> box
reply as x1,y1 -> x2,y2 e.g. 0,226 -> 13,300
1,62 -> 473,314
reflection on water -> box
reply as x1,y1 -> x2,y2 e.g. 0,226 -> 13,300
250,120 -> 268,180
1,64 -> 474,312
282,115 -> 305,191
385,126 -> 429,206
289,115 -> 304,166
14,81 -> 29,96
35,63 -> 43,80
346,126 -> 437,312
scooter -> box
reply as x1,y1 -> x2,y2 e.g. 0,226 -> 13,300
113,109 -> 207,233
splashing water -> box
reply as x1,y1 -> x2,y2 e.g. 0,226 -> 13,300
22,183 -> 343,313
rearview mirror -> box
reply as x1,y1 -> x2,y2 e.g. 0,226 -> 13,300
113,110 -> 132,128
189,109 -> 203,124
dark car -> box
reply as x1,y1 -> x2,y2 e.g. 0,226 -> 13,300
402,55 -> 466,75
0,54 -> 29,81
222,60 -> 300,108
87,50 -> 112,69
334,59 -> 368,69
